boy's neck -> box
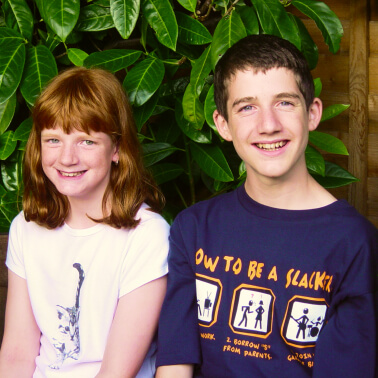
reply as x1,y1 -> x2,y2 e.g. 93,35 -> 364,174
244,173 -> 336,210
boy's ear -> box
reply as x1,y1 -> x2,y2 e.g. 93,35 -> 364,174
308,98 -> 323,131
214,110 -> 233,141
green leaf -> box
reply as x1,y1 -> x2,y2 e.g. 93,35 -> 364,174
314,77 -> 322,97
123,57 -> 165,107
142,142 -> 180,167
309,130 -> 348,155
182,83 -> 205,129
175,99 -> 211,143
133,90 -> 160,131
149,163 -> 184,185
291,0 -> 343,54
0,190 -> 22,229
176,12 -> 212,45
190,45 -> 212,95
13,117 -> 32,142
67,48 -> 88,66
0,94 -> 16,135
1,149 -> 23,191
288,13 -> 318,70
20,45 -> 58,106
204,84 -> 217,131
237,5 -> 259,36
305,144 -> 325,176
110,0 -> 140,39
190,141 -> 234,182
42,0 -> 80,42
251,0 -> 301,49
312,161 -> 358,188
210,10 -> 247,68
84,49 -> 142,72
76,4 -> 114,32
2,0 -> 34,41
177,0 -> 197,13
321,103 -> 350,122
141,0 -> 178,51
0,131 -> 17,160
0,28 -> 26,104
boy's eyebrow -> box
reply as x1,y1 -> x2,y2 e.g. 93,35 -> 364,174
231,92 -> 302,109
231,96 -> 257,108
276,92 -> 301,100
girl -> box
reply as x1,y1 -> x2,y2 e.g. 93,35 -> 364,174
0,67 -> 169,377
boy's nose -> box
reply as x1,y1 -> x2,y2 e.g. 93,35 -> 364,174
257,108 -> 283,134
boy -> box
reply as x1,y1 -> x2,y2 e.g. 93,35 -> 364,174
156,35 -> 377,377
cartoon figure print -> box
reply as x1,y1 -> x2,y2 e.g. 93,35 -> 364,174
50,263 -> 85,369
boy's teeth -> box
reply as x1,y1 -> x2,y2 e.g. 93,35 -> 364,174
61,171 -> 84,177
257,141 -> 285,151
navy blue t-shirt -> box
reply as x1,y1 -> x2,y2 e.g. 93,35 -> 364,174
157,186 -> 377,377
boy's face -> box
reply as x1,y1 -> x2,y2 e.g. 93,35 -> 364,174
214,67 -> 322,185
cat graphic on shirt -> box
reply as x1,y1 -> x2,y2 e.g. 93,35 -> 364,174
50,263 -> 85,369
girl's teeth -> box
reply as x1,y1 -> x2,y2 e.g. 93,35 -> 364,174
61,171 -> 84,177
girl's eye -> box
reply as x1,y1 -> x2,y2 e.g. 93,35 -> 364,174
83,140 -> 94,146
48,138 -> 59,144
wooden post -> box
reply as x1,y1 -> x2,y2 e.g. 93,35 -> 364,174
348,0 -> 369,214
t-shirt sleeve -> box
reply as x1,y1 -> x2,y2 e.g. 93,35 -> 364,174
5,213 -> 26,279
313,225 -> 378,377
118,212 -> 170,297
156,214 -> 202,367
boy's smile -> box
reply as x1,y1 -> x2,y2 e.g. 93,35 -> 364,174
214,67 -> 322,186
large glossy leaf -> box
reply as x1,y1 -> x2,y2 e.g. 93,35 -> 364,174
314,77 -> 322,97
67,48 -> 88,66
251,0 -> 301,49
2,0 -> 34,41
189,142 -> 234,182
84,49 -> 142,72
142,142 -> 180,167
1,149 -> 23,191
0,94 -> 16,135
182,83 -> 205,129
0,189 -> 22,229
111,0 -> 140,39
13,117 -> 32,142
210,10 -> 247,68
141,0 -> 178,51
150,163 -> 184,185
177,0 -> 196,12
204,84 -> 217,132
76,4 -> 114,32
291,0 -> 343,54
309,130 -> 348,155
20,45 -> 58,106
321,104 -> 350,122
133,91 -> 160,131
176,12 -> 212,45
305,145 -> 325,176
237,5 -> 259,36
288,14 -> 318,70
0,131 -> 17,160
0,28 -> 26,104
123,57 -> 165,107
42,0 -> 80,42
312,161 -> 358,188
175,99 -> 211,143
190,45 -> 212,95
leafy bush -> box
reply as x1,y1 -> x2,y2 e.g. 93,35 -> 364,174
0,0 -> 357,230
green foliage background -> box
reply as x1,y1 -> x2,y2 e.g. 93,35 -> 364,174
0,0 -> 357,230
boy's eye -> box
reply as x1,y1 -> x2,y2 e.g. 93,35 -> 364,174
240,105 -> 253,112
279,101 -> 293,107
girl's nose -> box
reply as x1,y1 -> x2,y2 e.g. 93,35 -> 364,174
58,144 -> 79,165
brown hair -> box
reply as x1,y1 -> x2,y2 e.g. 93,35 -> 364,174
23,66 -> 164,229
214,34 -> 315,120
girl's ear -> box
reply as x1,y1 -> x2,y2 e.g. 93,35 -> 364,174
308,98 -> 323,131
112,143 -> 119,163
214,110 -> 233,141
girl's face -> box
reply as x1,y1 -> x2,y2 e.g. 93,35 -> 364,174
41,127 -> 119,206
